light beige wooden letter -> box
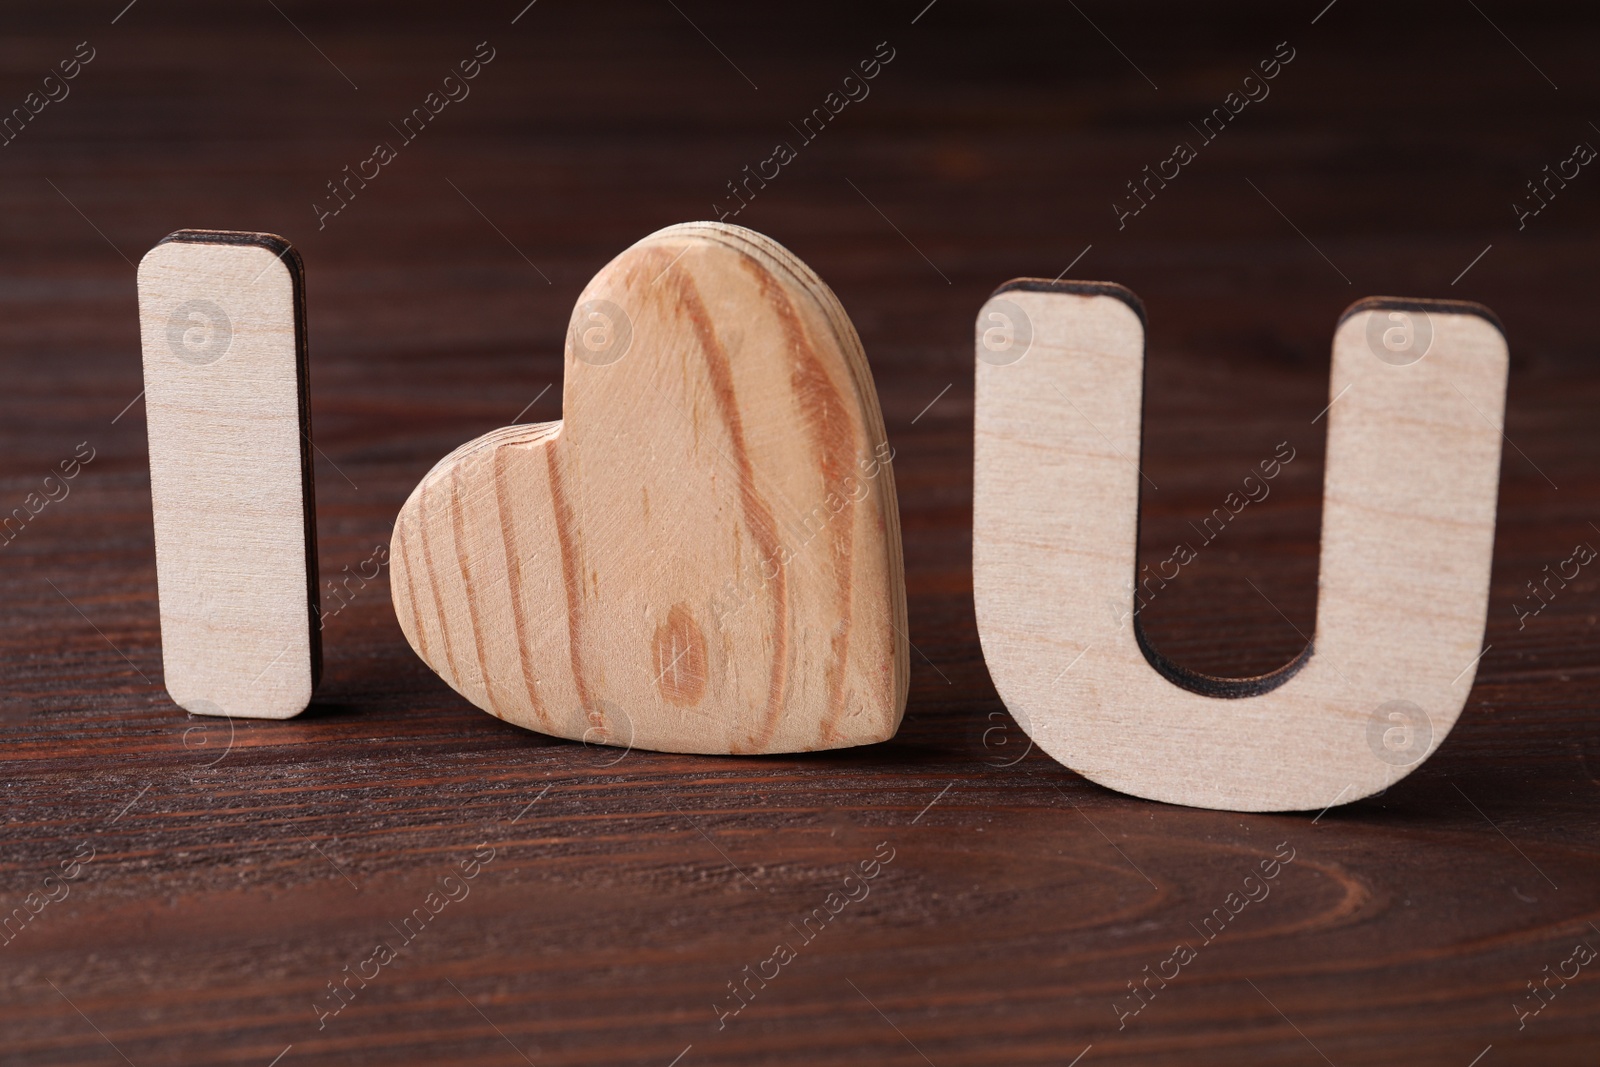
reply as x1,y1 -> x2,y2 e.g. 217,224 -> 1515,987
138,230 -> 320,720
974,281 -> 1507,811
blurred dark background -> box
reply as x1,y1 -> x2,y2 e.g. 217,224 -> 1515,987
1,2 -> 1597,1065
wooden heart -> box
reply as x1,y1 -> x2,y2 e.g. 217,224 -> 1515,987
392,223 -> 907,754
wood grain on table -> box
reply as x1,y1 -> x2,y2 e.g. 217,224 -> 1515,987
1,2 -> 1597,1065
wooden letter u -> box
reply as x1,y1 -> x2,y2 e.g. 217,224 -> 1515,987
974,281 -> 1508,812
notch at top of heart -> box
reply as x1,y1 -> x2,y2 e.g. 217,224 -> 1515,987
392,222 -> 909,755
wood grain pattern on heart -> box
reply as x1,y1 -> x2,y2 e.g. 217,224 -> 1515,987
392,222 -> 908,754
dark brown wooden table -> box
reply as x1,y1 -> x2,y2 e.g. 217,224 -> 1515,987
3,2 -> 1597,1064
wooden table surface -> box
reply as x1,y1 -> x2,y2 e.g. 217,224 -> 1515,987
3,2 -> 1597,1064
